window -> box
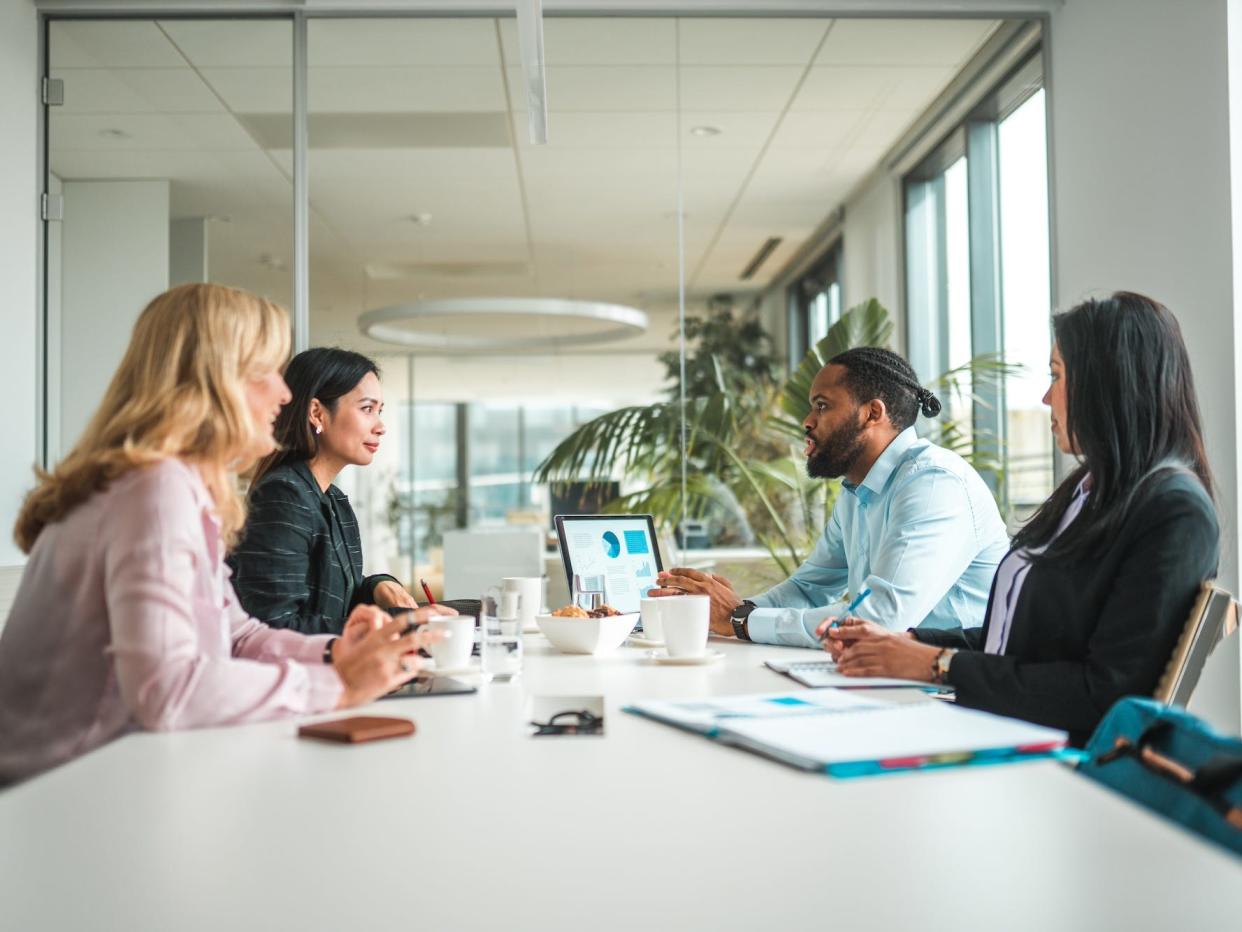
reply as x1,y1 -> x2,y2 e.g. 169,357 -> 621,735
903,51 -> 1053,515
787,242 -> 842,368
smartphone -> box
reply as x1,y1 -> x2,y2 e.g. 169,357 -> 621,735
382,675 -> 478,700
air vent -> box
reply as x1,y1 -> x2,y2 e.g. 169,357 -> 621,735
739,236 -> 782,281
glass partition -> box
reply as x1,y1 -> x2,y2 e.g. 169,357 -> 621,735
46,18 -> 293,460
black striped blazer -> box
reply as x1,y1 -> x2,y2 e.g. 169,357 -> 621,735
227,461 -> 398,635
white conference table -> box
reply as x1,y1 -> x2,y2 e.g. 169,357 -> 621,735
1,635 -> 1240,931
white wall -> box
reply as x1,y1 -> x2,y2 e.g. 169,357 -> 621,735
0,0 -> 39,568
841,169 -> 902,323
58,181 -> 170,453
1048,0 -> 1241,731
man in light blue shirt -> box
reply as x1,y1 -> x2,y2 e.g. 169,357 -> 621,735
653,347 -> 1010,649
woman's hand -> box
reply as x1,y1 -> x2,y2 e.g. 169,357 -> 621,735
372,580 -> 418,611
331,605 -> 445,707
817,618 -> 937,681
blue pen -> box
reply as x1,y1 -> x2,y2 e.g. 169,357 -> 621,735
821,587 -> 872,641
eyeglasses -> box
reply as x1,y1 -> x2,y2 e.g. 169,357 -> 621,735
530,709 -> 604,736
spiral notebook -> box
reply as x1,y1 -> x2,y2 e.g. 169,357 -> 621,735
624,692 -> 1067,778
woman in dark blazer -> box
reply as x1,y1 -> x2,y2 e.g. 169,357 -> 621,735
820,292 -> 1219,745
229,348 -> 435,634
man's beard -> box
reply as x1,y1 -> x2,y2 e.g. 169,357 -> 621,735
806,417 -> 866,479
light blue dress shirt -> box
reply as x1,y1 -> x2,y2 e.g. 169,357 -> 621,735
747,427 -> 1010,648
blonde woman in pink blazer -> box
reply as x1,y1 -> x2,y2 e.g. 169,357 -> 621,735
0,283 -> 443,784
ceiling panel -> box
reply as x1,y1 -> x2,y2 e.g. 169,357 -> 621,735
50,21 -> 183,68
678,66 -> 805,112
514,111 -> 677,150
678,18 -> 831,65
308,67 -> 508,113
498,18 -> 676,67
506,66 -> 676,112
309,18 -> 499,67
197,68 -> 291,114
158,19 -> 291,68
789,66 -> 899,112
816,19 -> 997,67
768,110 -> 868,151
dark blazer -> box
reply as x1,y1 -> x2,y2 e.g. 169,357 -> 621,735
227,461 -> 398,635
914,470 -> 1219,746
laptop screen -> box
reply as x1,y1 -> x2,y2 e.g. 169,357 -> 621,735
554,514 -> 663,614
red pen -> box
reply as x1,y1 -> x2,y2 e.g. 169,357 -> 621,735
419,578 -> 436,607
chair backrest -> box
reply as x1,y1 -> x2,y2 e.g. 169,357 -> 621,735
1154,581 -> 1239,707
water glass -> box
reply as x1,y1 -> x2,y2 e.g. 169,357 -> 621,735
480,587 -> 523,682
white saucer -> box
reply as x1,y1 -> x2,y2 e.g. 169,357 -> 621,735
626,635 -> 664,648
645,648 -> 724,666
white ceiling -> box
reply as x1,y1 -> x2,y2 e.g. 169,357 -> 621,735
48,15 -> 999,377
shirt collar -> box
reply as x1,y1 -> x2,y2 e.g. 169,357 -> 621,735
845,426 -> 919,502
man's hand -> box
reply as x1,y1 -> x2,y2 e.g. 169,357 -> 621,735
650,567 -> 740,637
817,618 -> 936,681
373,580 -> 417,611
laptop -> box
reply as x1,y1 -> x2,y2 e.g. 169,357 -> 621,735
553,514 -> 664,614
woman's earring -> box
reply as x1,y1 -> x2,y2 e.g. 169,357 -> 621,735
314,425 -> 322,435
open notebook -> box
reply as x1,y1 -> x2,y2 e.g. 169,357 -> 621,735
764,659 -> 948,691
625,692 -> 1067,778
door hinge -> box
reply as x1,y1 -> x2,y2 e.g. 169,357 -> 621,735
42,193 -> 63,222
42,77 -> 64,107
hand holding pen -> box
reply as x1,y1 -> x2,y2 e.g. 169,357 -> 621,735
815,587 -> 871,660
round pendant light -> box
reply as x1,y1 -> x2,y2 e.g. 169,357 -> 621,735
358,297 -> 649,351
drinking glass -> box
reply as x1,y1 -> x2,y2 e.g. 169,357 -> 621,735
480,586 -> 523,682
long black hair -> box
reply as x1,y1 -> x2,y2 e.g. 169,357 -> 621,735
1012,292 -> 1214,561
251,347 -> 380,486
828,346 -> 942,430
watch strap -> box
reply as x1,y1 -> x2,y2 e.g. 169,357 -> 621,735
731,600 -> 756,641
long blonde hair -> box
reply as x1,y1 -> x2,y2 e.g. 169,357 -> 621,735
15,283 -> 291,553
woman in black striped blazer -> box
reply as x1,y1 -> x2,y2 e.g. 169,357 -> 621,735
229,348 -> 439,634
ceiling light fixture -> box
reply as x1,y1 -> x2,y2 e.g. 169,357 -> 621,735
408,212 -> 433,226
359,297 -> 648,351
690,125 -> 722,137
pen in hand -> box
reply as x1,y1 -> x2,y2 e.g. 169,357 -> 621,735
820,587 -> 872,643
419,578 -> 437,608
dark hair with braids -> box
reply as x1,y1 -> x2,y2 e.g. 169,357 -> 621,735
827,347 -> 942,431
1012,292 -> 1214,561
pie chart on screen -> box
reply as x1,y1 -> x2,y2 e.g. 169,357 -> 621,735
602,531 -> 621,559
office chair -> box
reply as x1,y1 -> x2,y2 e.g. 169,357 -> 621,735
1153,582 -> 1239,708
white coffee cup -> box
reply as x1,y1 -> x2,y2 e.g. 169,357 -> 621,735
660,596 -> 710,658
639,597 -> 665,643
502,577 -> 542,628
427,615 -> 475,672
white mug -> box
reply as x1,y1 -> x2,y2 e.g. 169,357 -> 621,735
660,596 -> 710,658
427,615 -> 475,672
502,577 -> 542,628
639,597 -> 665,643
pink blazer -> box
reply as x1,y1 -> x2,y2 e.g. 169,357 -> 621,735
0,458 -> 343,784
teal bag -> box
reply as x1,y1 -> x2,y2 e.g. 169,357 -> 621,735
1078,698 -> 1242,857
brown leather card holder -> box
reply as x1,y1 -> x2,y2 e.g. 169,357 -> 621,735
297,715 -> 416,744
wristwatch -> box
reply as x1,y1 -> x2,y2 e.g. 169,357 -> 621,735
730,600 -> 756,641
931,647 -> 957,685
